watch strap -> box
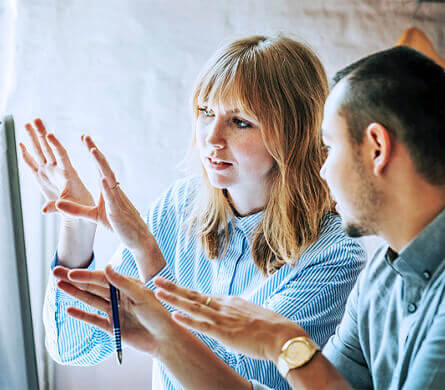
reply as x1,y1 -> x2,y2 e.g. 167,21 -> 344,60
277,336 -> 320,378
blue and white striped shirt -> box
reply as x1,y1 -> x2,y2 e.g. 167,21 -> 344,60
44,176 -> 366,390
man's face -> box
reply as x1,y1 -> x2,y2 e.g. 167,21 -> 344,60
320,80 -> 382,237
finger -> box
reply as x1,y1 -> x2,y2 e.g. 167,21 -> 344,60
62,278 -> 110,301
67,269 -> 108,286
34,119 -> 57,165
154,277 -> 220,310
155,289 -> 218,320
46,133 -> 73,170
171,312 -> 216,335
55,199 -> 99,222
82,135 -> 117,185
81,133 -> 98,151
24,122 -> 47,164
67,306 -> 111,332
104,265 -> 150,301
42,200 -> 57,214
58,280 -> 110,313
100,177 -> 118,208
18,143 -> 39,173
53,266 -> 71,281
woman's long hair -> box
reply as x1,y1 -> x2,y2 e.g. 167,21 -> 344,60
188,35 -> 333,275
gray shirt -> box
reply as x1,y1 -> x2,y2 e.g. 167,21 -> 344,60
324,209 -> 445,389
252,209 -> 445,390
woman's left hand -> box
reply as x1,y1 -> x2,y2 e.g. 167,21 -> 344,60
154,277 -> 308,363
55,135 -> 151,251
54,264 -> 177,357
55,135 -> 166,281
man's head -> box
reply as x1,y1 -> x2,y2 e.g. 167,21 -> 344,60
321,46 -> 445,237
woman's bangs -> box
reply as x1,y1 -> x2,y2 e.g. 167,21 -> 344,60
197,62 -> 258,120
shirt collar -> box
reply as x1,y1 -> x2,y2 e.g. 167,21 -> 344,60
385,208 -> 445,284
229,210 -> 264,239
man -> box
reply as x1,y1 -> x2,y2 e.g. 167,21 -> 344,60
154,46 -> 445,389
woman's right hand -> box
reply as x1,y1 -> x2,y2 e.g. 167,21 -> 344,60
54,264 -> 177,357
20,118 -> 96,218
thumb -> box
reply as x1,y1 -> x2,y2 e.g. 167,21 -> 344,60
42,200 -> 57,214
55,199 -> 98,223
104,265 -> 149,301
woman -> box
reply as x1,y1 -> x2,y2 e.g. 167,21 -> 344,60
22,35 -> 365,389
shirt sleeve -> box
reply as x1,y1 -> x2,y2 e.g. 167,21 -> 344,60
402,301 -> 445,390
322,269 -> 372,389
43,246 -> 139,365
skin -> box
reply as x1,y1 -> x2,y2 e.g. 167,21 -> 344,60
55,265 -> 251,390
196,102 -> 274,216
20,119 -> 97,268
21,120 -> 165,282
153,277 -> 350,390
321,78 -> 445,252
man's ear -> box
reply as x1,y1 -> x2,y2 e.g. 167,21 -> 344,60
364,122 -> 392,176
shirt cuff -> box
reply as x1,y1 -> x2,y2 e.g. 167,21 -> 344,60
144,263 -> 176,290
144,264 -> 176,312
250,380 -> 273,390
51,250 -> 95,270
49,251 -> 96,302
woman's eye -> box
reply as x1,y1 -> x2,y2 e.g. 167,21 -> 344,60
198,107 -> 214,117
233,118 -> 251,129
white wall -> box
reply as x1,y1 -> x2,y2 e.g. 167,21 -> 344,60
1,0 -> 444,389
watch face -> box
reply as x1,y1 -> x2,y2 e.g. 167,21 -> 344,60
284,340 -> 313,365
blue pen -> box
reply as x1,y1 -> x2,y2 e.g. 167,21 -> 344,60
109,283 -> 122,364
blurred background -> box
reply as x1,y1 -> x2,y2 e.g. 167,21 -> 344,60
0,0 -> 444,389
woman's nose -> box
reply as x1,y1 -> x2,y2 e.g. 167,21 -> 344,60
206,118 -> 226,149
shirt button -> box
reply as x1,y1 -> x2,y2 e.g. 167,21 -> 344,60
423,271 -> 431,280
408,303 -> 417,313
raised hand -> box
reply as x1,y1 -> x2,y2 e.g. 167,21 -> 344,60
154,277 -> 307,363
53,135 -> 166,281
54,265 -> 176,357
55,135 -> 151,248
20,118 -> 95,216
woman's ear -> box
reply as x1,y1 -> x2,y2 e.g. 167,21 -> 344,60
365,122 -> 392,176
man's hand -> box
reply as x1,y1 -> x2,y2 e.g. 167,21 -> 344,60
154,277 -> 308,363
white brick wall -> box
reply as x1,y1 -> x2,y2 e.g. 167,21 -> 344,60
1,1 -> 444,389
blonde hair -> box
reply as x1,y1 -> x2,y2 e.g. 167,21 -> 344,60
188,35 -> 332,275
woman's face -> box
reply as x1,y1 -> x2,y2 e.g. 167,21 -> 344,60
196,101 -> 274,194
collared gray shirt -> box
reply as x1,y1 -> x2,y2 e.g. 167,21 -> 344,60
323,209 -> 445,389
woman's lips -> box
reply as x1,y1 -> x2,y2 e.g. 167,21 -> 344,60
207,157 -> 232,171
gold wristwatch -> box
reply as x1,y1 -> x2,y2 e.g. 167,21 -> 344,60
277,336 -> 320,378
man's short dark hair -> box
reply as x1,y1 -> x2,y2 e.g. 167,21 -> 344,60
332,46 -> 445,185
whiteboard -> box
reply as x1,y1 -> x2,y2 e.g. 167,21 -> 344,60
0,115 -> 39,390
